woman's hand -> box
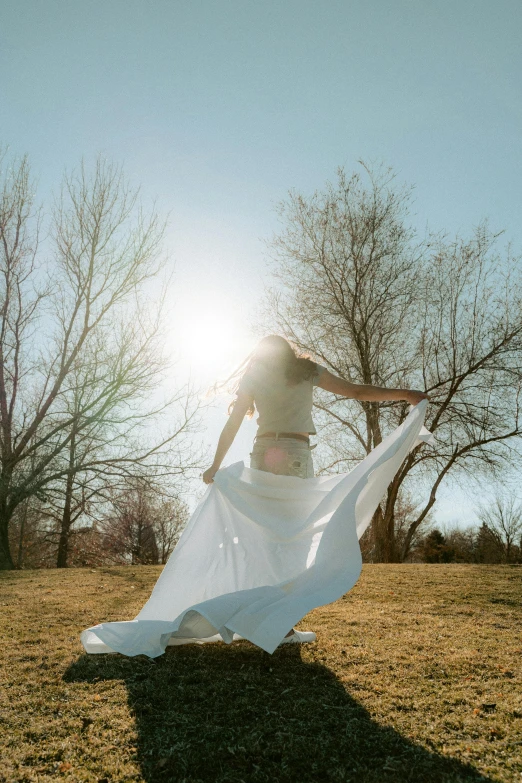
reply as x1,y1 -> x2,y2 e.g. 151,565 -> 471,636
403,389 -> 429,406
202,465 -> 219,484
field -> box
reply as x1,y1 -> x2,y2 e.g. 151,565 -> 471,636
0,564 -> 521,783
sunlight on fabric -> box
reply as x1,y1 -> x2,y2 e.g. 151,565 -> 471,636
306,531 -> 323,568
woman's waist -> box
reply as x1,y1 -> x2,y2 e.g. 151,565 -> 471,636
255,431 -> 310,443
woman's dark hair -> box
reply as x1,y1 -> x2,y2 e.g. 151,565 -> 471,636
250,335 -> 317,384
226,335 -> 318,417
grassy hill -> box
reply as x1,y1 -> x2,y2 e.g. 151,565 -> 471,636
0,564 -> 520,782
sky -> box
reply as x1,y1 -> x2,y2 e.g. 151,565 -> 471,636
1,0 -> 521,523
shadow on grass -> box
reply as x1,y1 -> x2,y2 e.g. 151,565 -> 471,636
65,642 -> 496,783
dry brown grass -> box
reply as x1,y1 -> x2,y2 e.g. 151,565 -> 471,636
0,564 -> 520,782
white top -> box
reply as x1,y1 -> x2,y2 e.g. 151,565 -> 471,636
236,361 -> 327,435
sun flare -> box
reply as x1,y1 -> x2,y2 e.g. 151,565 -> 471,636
173,292 -> 255,380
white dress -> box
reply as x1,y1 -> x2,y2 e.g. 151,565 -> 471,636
81,400 -> 433,658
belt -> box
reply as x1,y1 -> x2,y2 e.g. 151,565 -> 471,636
255,432 -> 310,443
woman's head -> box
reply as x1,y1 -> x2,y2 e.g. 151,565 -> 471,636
249,334 -> 317,386
209,334 -> 318,416
252,334 -> 298,366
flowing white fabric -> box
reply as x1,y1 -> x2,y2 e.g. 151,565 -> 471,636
81,400 -> 434,658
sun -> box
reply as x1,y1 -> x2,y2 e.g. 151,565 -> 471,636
172,291 -> 255,380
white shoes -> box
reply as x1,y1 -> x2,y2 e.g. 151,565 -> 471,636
278,630 -> 316,645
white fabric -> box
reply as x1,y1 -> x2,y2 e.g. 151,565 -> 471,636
81,400 -> 434,658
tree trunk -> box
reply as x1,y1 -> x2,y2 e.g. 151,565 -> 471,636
371,506 -> 387,562
371,504 -> 400,563
56,480 -> 73,568
56,420 -> 77,568
16,500 -> 29,568
0,507 -> 14,570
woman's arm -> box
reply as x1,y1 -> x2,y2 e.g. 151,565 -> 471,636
317,369 -> 428,405
202,392 -> 254,484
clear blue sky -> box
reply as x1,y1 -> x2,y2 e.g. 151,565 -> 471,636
1,0 -> 521,522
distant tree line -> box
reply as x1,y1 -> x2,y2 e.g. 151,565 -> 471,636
370,493 -> 522,564
410,524 -> 521,565
8,478 -> 189,568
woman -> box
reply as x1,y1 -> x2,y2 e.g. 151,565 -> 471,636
202,334 -> 428,645
81,334 -> 432,658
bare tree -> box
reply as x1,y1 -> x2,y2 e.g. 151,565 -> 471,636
0,151 -> 200,570
45,314 -> 199,568
98,478 -> 188,565
261,162 -> 522,561
154,495 -> 189,564
7,496 -> 54,569
359,487 -> 434,562
475,494 -> 522,563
